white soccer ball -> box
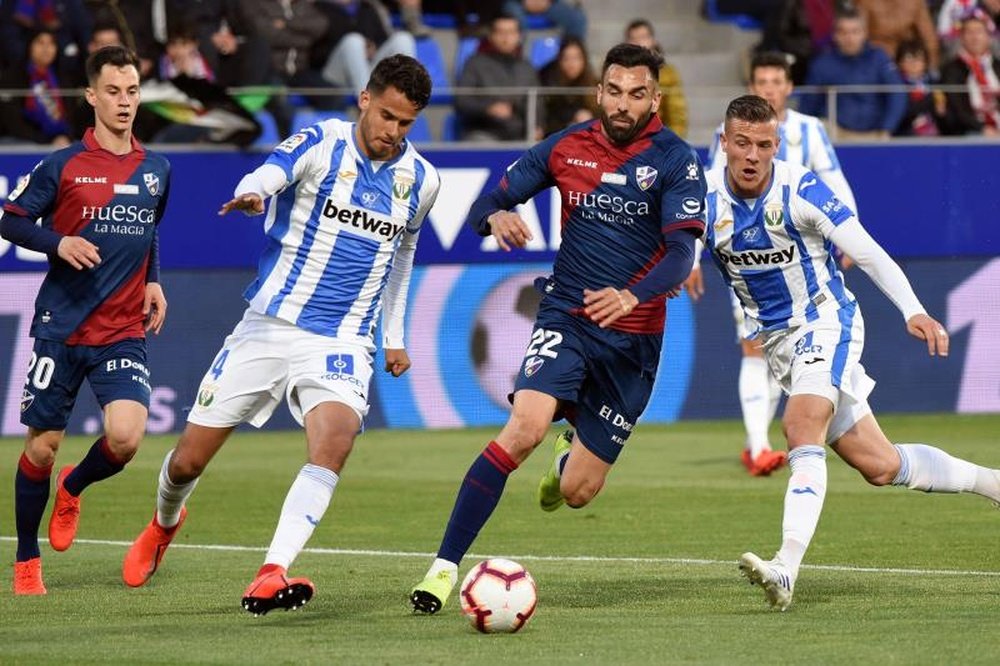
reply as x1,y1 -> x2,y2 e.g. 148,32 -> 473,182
460,558 -> 537,633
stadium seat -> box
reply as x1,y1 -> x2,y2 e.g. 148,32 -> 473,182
530,36 -> 560,69
291,109 -> 349,134
407,114 -> 432,143
454,37 -> 479,80
441,112 -> 462,141
702,0 -> 763,30
415,37 -> 453,103
253,110 -> 280,147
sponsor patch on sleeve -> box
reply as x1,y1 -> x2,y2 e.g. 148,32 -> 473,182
276,132 -> 308,154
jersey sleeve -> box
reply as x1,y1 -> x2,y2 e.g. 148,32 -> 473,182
409,163 -> 440,232
2,156 -> 60,221
791,169 -> 855,238
263,123 -> 326,183
806,120 -> 860,216
659,146 -> 707,236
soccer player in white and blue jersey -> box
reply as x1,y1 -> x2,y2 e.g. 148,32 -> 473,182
122,55 -> 440,615
707,95 -> 1000,611
698,53 -> 862,476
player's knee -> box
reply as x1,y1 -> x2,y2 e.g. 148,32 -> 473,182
561,476 -> 602,508
500,415 -> 549,456
25,434 -> 61,467
104,429 -> 142,463
168,453 -> 206,484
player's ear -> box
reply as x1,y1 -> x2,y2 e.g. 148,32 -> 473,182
84,86 -> 97,109
358,89 -> 371,113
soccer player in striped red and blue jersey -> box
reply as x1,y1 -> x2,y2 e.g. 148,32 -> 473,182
123,55 -> 440,615
411,43 -> 707,613
0,46 -> 170,595
706,95 -> 1000,611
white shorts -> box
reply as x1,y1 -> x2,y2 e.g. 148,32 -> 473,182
188,309 -> 373,429
761,306 -> 875,443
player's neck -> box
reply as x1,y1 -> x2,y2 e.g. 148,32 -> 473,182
92,123 -> 134,155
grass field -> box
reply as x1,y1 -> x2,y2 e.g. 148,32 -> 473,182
1,414 -> 999,665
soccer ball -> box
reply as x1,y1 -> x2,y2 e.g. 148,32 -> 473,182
460,558 -> 537,633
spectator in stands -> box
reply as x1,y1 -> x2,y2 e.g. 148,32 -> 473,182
0,28 -> 71,146
158,23 -> 214,82
242,0 -> 333,136
854,0 -> 940,72
538,36 -> 598,136
89,0 -> 196,79
894,39 -> 947,135
939,10 -> 1000,135
623,18 -> 688,137
1,0 -> 91,78
938,0 -> 1000,55
502,0 -> 587,41
800,8 -> 907,139
314,0 -> 418,97
455,13 -> 539,141
194,0 -> 272,89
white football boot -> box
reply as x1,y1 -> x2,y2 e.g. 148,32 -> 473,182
738,552 -> 795,611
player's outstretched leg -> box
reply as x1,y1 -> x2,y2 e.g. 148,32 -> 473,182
49,466 -> 81,552
242,564 -> 315,616
122,508 -> 188,587
538,429 -> 573,511
738,552 -> 794,611
411,441 -> 520,614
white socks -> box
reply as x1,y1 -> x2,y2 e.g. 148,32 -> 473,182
739,356 -> 777,456
892,444 -> 1000,502
156,449 -> 199,528
264,464 -> 339,569
776,445 -> 827,577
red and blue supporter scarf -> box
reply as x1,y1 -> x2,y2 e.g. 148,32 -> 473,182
23,64 -> 69,139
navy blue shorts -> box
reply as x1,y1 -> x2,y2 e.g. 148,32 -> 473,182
513,303 -> 662,464
20,337 -> 151,431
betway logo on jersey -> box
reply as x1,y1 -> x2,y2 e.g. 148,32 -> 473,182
567,189 -> 649,226
321,199 -> 404,243
718,245 -> 797,267
81,204 -> 156,224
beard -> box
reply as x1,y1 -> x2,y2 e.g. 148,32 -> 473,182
600,110 -> 653,144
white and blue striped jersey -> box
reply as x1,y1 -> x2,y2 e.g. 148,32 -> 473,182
704,160 -> 857,333
708,108 -> 858,216
243,119 -> 439,347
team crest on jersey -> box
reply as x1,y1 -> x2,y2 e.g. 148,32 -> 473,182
524,356 -> 545,377
764,202 -> 784,228
143,172 -> 159,196
685,161 -> 699,181
635,166 -> 658,191
392,173 -> 414,201
20,389 -> 34,412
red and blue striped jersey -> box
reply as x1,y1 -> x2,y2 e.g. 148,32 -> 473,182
476,116 -> 706,334
2,128 -> 170,345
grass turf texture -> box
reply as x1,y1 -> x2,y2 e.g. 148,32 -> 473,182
1,414 -> 999,664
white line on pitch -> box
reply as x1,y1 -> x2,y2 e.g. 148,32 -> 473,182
2,536 -> 998,578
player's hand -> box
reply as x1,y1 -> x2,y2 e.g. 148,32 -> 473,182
682,265 -> 704,302
218,193 -> 265,216
384,348 -> 411,377
906,313 -> 949,357
57,236 -> 101,270
583,287 -> 639,329
488,211 -> 533,251
144,282 -> 167,334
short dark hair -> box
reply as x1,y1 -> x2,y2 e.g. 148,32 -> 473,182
750,52 -> 792,81
601,43 -> 663,81
367,54 -> 432,110
725,94 -> 778,126
835,6 -> 863,23
896,39 -> 927,63
85,45 -> 140,84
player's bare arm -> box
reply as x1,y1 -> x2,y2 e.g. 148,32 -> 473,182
143,282 -> 167,334
487,210 -> 533,251
57,236 -> 101,270
384,348 -> 411,377
583,287 -> 639,328
906,313 -> 949,357
218,193 -> 265,216
682,265 -> 704,302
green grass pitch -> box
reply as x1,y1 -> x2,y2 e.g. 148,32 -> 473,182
2,414 -> 999,664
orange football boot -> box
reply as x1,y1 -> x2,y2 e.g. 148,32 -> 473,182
122,507 -> 187,588
241,564 -> 315,616
750,449 -> 788,476
14,557 -> 46,595
49,466 -> 81,552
